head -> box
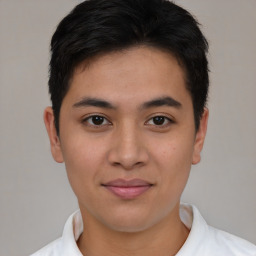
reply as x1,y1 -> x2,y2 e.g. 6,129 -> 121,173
49,0 -> 209,134
44,0 -> 209,234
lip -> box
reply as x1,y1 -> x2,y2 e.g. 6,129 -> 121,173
102,179 -> 153,199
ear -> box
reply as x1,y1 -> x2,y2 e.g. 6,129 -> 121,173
43,107 -> 64,163
192,108 -> 209,165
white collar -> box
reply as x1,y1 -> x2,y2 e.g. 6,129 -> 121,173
60,203 -> 206,256
32,203 -> 256,255
177,203 -> 209,255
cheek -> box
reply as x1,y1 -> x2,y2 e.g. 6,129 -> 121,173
152,137 -> 194,191
155,137 -> 194,169
60,135 -> 106,195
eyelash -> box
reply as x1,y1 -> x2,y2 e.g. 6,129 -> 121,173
81,114 -> 174,128
82,114 -> 112,128
145,115 -> 174,128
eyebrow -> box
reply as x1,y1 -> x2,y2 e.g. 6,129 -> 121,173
73,97 -> 116,109
141,96 -> 182,109
73,96 -> 182,110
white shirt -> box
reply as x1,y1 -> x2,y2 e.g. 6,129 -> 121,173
30,203 -> 256,256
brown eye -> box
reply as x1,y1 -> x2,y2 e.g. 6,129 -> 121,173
152,116 -> 166,125
146,115 -> 173,127
83,115 -> 110,126
91,116 -> 105,125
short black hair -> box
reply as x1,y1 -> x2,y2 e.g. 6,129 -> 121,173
49,0 -> 209,133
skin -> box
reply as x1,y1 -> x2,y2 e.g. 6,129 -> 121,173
44,46 -> 208,256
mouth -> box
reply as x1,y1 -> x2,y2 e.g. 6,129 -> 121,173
102,179 -> 153,199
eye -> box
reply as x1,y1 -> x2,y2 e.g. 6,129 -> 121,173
146,115 -> 173,127
83,115 -> 111,127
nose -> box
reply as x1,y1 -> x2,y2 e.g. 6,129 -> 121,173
107,123 -> 149,170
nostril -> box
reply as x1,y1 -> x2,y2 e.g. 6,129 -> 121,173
135,161 -> 144,167
113,162 -> 121,167
112,160 -> 145,170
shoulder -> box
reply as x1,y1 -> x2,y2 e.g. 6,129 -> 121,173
179,203 -> 256,256
206,225 -> 256,255
30,238 -> 62,256
29,210 -> 83,256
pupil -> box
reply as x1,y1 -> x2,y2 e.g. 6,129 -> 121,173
153,116 -> 165,125
92,116 -> 104,125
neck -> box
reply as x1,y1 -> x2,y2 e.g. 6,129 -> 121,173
77,203 -> 189,256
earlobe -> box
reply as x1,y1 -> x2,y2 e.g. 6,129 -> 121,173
43,107 -> 64,163
192,108 -> 209,165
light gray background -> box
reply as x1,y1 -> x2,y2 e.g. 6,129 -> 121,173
0,0 -> 255,255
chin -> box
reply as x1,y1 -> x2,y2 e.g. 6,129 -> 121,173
99,209 -> 161,233
105,219 -> 153,233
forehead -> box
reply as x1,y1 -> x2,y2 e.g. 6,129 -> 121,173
65,46 -> 190,107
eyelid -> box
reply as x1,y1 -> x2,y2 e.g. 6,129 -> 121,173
81,113 -> 112,127
145,113 -> 175,126
80,112 -> 175,128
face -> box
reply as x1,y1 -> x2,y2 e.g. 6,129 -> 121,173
44,46 -> 208,233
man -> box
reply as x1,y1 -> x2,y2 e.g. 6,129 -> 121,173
31,0 -> 256,255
